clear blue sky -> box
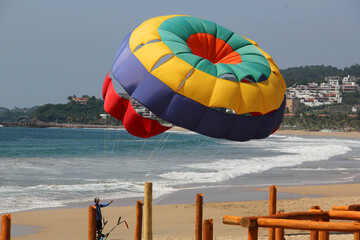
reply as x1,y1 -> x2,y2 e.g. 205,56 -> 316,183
0,0 -> 359,108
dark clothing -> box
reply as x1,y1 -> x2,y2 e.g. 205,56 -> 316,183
92,202 -> 112,221
96,220 -> 102,232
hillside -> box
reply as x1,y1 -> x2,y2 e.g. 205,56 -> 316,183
0,96 -> 120,126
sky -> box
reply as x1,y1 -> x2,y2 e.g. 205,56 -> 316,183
0,0 -> 359,109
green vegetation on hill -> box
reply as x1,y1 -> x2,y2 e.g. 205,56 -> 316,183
281,63 -> 360,87
29,95 -> 120,125
0,107 -> 36,122
343,92 -> 360,105
0,95 -> 120,125
281,113 -> 360,132
32,96 -> 97,123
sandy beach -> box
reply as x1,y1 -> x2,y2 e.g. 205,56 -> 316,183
172,127 -> 360,139
7,183 -> 360,240
275,130 -> 360,139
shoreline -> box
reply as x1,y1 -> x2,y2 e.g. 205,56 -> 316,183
10,183 -> 360,240
275,129 -> 360,138
1,122 -> 359,139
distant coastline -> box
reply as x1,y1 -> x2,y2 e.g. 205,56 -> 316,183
1,121 -> 359,139
0,121 -> 122,129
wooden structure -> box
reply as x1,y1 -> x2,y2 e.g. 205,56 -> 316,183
135,200 -> 144,240
195,193 -> 203,240
269,185 -> 277,240
203,219 -> 213,240
223,185 -> 360,240
332,204 -> 360,240
144,182 -> 153,240
224,210 -> 360,239
88,205 -> 96,240
1,214 -> 11,240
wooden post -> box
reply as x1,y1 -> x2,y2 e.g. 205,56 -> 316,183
195,193 -> 203,240
1,214 -> 11,240
203,219 -> 213,240
275,211 -> 284,240
310,206 -> 321,240
275,227 -> 284,240
269,185 -> 277,240
88,206 -> 96,240
135,200 -> 143,240
144,182 -> 152,240
318,216 -> 330,240
355,220 -> 360,240
248,227 -> 258,240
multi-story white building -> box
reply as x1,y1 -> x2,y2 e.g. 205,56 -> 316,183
286,75 -> 360,108
342,75 -> 360,92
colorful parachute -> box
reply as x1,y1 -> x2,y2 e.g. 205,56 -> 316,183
102,15 -> 286,141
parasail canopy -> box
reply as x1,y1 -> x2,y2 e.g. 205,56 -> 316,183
102,15 -> 286,141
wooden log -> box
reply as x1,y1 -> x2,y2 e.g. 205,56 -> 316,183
144,182 -> 153,240
333,205 -> 360,211
1,214 -> 11,240
268,211 -> 329,221
135,200 -> 143,240
223,211 -> 329,227
309,208 -> 322,213
269,185 -> 277,240
88,206 -> 96,240
256,218 -> 360,232
329,210 -> 360,220
223,216 -> 257,228
333,206 -> 351,211
349,205 -> 360,211
248,227 -> 258,240
203,219 -> 213,240
195,193 -> 203,240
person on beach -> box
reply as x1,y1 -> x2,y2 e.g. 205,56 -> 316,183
92,197 -> 113,238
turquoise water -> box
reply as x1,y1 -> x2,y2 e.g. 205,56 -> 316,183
0,127 -> 360,213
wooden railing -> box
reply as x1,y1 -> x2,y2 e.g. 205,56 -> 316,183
223,185 -> 360,240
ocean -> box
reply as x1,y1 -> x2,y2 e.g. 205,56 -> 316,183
0,127 -> 359,214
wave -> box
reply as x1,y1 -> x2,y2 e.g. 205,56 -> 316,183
160,144 -> 352,184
